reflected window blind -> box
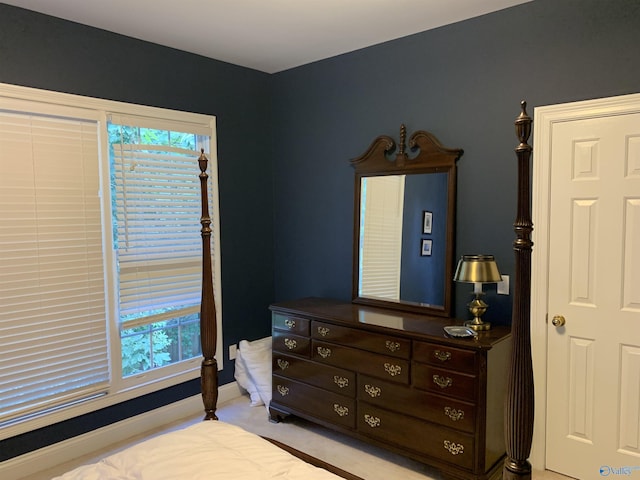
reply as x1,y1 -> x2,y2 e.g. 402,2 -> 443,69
0,111 -> 109,423
359,175 -> 405,300
110,123 -> 211,327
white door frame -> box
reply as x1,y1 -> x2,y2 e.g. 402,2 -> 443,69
529,92 -> 640,470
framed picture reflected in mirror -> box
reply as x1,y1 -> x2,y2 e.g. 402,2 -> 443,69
423,210 -> 433,234
421,239 -> 432,256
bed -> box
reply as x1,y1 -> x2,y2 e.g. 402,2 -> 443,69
52,148 -> 364,480
54,103 -> 535,480
52,421 -> 363,480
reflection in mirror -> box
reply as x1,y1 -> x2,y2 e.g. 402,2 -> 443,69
358,173 -> 448,307
351,125 -> 462,317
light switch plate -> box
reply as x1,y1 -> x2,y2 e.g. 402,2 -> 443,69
497,275 -> 509,295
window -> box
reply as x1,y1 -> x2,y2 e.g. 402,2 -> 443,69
0,83 -> 220,438
0,107 -> 109,424
108,117 -> 210,378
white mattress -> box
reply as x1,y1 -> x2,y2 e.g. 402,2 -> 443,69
53,421 -> 345,479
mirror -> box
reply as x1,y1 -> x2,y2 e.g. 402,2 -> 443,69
351,125 -> 462,317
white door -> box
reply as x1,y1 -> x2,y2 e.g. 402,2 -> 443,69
543,105 -> 640,478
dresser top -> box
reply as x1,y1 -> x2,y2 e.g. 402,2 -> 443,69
270,297 -> 510,350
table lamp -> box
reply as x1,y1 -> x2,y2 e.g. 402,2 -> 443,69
453,254 -> 502,331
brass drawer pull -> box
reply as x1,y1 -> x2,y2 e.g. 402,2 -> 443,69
443,440 -> 465,456
364,384 -> 381,398
276,385 -> 289,396
444,406 -> 464,421
433,375 -> 453,388
385,340 -> 401,352
284,338 -> 297,350
384,363 -> 402,377
434,350 -> 451,362
277,359 -> 289,370
333,404 -> 349,417
334,376 -> 349,388
364,414 -> 381,428
317,346 -> 332,358
284,319 -> 296,329
317,326 -> 330,336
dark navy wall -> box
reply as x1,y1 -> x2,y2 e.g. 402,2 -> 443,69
270,0 -> 640,323
0,2 -> 275,459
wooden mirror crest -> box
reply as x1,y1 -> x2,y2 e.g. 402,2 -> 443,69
351,125 -> 463,317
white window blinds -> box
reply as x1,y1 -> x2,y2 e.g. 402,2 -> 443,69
109,118 -> 211,329
358,175 -> 405,300
0,110 -> 109,424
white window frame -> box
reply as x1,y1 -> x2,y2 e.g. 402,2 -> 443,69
0,83 -> 222,439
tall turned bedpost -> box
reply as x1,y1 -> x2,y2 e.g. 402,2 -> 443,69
198,149 -> 219,421
503,102 -> 534,479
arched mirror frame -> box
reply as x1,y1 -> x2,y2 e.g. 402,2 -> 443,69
350,125 -> 463,317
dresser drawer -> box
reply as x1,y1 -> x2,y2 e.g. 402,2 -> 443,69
412,363 -> 476,401
273,313 -> 310,335
413,341 -> 477,373
312,321 -> 410,359
272,375 -> 356,428
358,375 -> 475,433
273,353 -> 356,396
357,402 -> 474,470
273,331 -> 310,356
312,340 -> 409,384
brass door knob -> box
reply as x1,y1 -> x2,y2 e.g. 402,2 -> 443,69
552,315 -> 566,327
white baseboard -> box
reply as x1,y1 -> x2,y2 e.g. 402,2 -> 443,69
1,382 -> 242,480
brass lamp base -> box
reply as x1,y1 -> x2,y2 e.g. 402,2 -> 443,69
465,295 -> 491,331
465,319 -> 491,331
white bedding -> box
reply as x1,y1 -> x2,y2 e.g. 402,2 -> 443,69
234,336 -> 272,408
53,421 -> 345,479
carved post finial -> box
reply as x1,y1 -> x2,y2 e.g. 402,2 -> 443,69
396,124 -> 408,166
198,148 -> 208,174
515,102 -> 532,152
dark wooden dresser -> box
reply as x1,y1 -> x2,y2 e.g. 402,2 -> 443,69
269,297 -> 511,480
